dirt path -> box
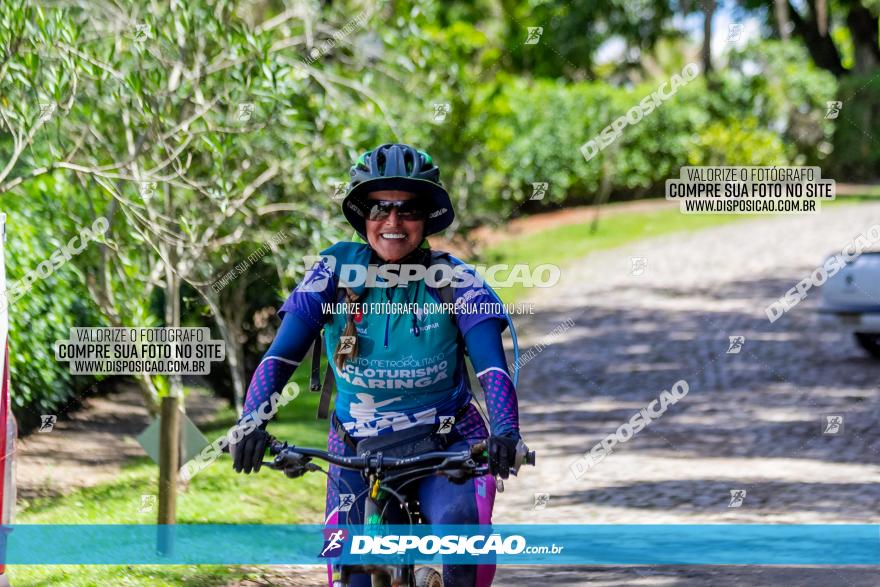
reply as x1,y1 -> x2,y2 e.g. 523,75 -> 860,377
437,186 -> 879,256
15,382 -> 224,501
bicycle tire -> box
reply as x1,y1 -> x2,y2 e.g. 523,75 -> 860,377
414,566 -> 442,587
855,332 -> 880,358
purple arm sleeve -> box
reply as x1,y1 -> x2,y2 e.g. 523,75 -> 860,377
243,258 -> 336,420
463,318 -> 520,436
242,313 -> 320,420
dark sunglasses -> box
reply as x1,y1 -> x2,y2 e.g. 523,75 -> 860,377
366,199 -> 427,221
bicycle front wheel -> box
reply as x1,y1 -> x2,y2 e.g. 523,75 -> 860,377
414,567 -> 442,587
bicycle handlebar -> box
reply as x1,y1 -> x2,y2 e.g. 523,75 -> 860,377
262,436 -> 535,483
263,438 -> 489,474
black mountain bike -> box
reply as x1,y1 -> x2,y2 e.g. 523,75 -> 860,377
263,435 -> 535,587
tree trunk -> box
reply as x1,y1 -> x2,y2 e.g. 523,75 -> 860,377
207,294 -> 247,417
138,374 -> 162,415
702,0 -> 715,74
214,312 -> 245,416
847,2 -> 880,74
774,0 -> 790,39
787,1 -> 846,76
816,0 -> 827,37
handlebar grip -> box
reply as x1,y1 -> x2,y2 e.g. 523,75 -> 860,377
526,450 -> 536,466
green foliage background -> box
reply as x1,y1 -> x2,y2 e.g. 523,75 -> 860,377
0,0 -> 869,418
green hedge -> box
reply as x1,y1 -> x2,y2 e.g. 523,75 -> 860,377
4,194 -> 104,427
437,40 -> 838,223
461,74 -> 791,220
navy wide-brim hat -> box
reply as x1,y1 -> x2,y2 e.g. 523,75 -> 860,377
342,143 -> 455,238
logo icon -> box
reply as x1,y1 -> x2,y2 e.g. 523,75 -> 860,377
534,492 -> 550,510
338,336 -> 356,355
338,493 -> 356,512
530,182 -> 549,201
237,103 -> 254,122
525,27 -> 543,44
727,336 -> 745,354
728,489 -> 746,508
134,23 -> 150,42
630,256 -> 647,276
437,416 -> 455,434
823,415 -> 843,435
139,181 -> 157,200
432,103 -> 451,122
319,528 -> 349,558
727,23 -> 743,42
38,103 -> 56,123
299,258 -> 334,293
332,181 -> 348,200
138,494 -> 157,513
38,414 -> 57,433
825,101 -> 842,120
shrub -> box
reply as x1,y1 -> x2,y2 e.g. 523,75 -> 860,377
687,118 -> 791,167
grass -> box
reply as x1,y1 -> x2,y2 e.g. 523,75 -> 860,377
11,195 -> 878,585
482,205 -> 745,302
9,369 -> 332,586
483,194 -> 880,302
826,193 -> 880,205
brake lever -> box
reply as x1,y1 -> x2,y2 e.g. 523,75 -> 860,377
275,449 -> 309,468
263,451 -> 321,477
283,462 -> 321,478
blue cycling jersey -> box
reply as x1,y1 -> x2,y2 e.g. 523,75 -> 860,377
278,242 -> 509,437
321,272 -> 467,436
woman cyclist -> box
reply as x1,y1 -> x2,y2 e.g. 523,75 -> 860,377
232,143 -> 524,587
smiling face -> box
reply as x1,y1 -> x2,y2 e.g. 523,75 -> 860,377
364,190 -> 426,262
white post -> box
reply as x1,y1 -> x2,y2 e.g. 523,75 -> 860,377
0,213 -> 16,584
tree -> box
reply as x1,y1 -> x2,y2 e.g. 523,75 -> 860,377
1,0 -> 399,526
741,0 -> 880,76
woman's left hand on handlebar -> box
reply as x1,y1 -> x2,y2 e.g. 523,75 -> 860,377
488,430 -> 521,479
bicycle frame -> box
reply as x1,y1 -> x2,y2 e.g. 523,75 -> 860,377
265,438 -> 534,587
330,481 -> 413,587
331,459 -> 463,587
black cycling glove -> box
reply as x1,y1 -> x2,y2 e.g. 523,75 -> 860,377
488,430 -> 521,479
231,418 -> 270,474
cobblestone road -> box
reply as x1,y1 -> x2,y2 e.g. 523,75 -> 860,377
492,204 -> 880,585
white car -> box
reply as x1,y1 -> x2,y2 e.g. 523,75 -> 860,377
818,252 -> 880,357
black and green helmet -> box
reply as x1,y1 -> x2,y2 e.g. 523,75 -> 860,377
342,143 -> 454,237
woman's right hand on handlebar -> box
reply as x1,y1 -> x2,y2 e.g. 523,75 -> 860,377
230,419 -> 271,474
